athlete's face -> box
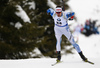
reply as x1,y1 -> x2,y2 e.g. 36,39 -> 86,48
56,12 -> 62,17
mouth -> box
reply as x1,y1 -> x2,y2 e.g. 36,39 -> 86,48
56,12 -> 61,14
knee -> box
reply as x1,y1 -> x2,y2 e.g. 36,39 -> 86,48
69,36 -> 76,44
72,43 -> 79,48
56,36 -> 62,42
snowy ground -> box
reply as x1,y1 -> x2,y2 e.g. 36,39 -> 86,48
0,0 -> 100,68
0,56 -> 100,68
0,34 -> 100,68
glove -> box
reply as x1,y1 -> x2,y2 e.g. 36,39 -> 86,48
71,16 -> 74,19
66,12 -> 74,18
47,9 -> 51,14
47,8 -> 54,16
47,8 -> 54,14
69,16 -> 74,20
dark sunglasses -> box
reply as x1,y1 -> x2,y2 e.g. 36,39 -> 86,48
56,12 -> 61,14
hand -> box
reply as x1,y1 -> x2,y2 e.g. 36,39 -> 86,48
69,16 -> 74,20
47,9 -> 51,14
71,16 -> 74,19
47,8 -> 54,14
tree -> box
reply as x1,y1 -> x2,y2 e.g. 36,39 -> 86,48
0,0 -> 38,59
0,0 -> 73,59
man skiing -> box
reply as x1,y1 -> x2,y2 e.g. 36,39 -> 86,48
47,6 -> 88,63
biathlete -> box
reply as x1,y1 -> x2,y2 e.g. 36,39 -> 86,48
47,6 -> 88,62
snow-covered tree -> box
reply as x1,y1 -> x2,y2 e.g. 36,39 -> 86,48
0,0 -> 72,59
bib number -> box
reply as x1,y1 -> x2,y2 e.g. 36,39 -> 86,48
56,18 -> 62,26
57,21 -> 62,25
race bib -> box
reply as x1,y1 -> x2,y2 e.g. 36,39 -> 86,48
56,18 -> 62,26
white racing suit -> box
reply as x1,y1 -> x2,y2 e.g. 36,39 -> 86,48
48,8 -> 81,53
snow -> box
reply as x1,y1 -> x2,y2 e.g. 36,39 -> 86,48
29,47 -> 44,58
0,0 -> 100,68
47,0 -> 56,9
67,0 -> 100,25
0,57 -> 100,68
1,34 -> 100,67
28,1 -> 36,10
78,34 -> 100,58
15,22 -> 22,29
15,5 -> 31,23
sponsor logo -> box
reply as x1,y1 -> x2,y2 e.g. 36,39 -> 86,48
57,18 -> 61,21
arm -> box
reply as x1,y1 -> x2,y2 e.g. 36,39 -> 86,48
66,12 -> 75,19
47,8 -> 54,16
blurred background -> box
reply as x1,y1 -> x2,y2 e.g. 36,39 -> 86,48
0,0 -> 100,59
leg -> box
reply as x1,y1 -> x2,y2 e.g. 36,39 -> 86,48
63,29 -> 81,53
55,34 -> 62,51
54,27 -> 62,61
56,51 -> 61,62
79,51 -> 88,61
55,35 -> 62,61
63,29 -> 87,61
67,33 -> 87,61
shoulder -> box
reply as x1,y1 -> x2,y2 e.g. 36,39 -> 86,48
62,11 -> 68,19
52,12 -> 56,18
62,12 -> 67,16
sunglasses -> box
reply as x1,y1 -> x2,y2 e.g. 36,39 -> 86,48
56,12 -> 61,14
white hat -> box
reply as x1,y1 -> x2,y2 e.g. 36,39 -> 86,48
55,7 -> 62,12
